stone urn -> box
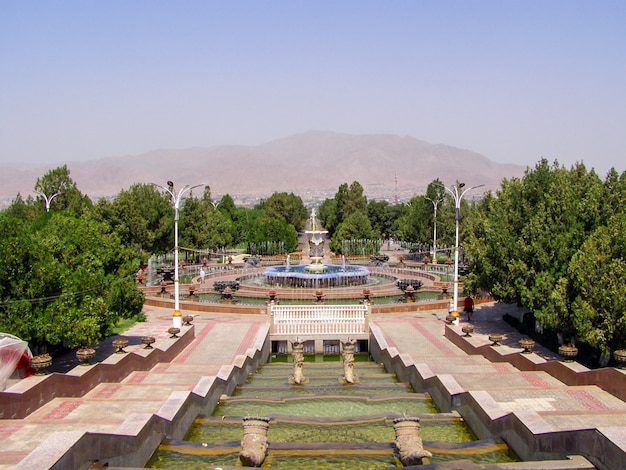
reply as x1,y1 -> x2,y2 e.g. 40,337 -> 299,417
313,289 -> 325,304
182,315 -> 194,326
489,333 -> 503,346
267,289 -> 278,305
462,324 -> 474,337
112,337 -> 129,354
361,288 -> 371,304
160,280 -> 168,294
142,336 -> 156,349
558,344 -> 578,361
76,347 -> 95,365
519,338 -> 535,354
30,353 -> 52,375
239,416 -> 270,467
445,314 -> 457,324
168,327 -> 180,338
393,417 -> 432,466
613,349 -> 626,368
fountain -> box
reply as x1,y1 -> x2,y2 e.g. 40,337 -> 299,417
263,208 -> 370,288
304,207 -> 328,274
148,356 -> 519,468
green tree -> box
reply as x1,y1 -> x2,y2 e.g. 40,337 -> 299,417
564,213 -> 626,360
0,211 -> 143,351
330,211 -> 378,253
260,192 -> 308,230
34,165 -> 92,215
94,183 -> 172,255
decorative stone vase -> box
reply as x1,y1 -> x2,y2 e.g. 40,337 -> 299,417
393,417 -> 433,466
112,337 -> 129,354
519,338 -> 535,354
489,333 -> 503,346
613,349 -> 626,368
445,314 -> 457,324
76,347 -> 95,366
462,324 -> 474,337
239,416 -> 270,467
558,344 -> 578,361
142,336 -> 156,349
168,327 -> 180,339
182,315 -> 194,326
30,353 -> 52,375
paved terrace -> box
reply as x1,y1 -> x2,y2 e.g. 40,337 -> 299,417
1,301 -> 625,469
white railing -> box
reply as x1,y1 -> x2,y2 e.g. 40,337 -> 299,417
270,304 -> 369,336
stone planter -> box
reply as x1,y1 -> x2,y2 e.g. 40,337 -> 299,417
462,324 -> 474,337
76,348 -> 95,366
613,349 -> 626,368
445,314 -> 457,324
168,327 -> 180,338
558,344 -> 578,361
489,333 -> 503,346
142,336 -> 156,349
30,354 -> 52,375
112,337 -> 129,354
182,315 -> 194,326
519,338 -> 535,354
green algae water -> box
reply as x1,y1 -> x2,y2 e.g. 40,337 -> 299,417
147,356 -> 519,468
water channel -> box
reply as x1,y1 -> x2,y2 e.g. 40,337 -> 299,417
147,355 -> 518,468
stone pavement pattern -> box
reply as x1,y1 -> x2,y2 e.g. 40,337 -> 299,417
0,305 -> 267,469
1,301 -> 625,468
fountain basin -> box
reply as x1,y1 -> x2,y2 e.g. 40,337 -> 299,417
264,264 -> 370,288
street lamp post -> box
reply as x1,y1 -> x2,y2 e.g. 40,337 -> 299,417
153,181 -> 203,328
439,182 -> 484,318
425,196 -> 442,263
33,190 -> 61,212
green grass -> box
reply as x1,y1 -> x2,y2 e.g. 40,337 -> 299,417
110,313 -> 145,335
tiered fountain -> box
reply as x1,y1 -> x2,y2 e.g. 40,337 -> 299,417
304,208 -> 328,274
263,209 -> 370,288
148,355 -> 518,468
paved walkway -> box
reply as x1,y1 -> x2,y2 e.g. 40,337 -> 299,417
1,300 -> 625,468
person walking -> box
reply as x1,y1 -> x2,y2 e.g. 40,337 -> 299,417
199,267 -> 206,284
464,295 -> 474,321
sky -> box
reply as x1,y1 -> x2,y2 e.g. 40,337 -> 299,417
1,1 -> 625,175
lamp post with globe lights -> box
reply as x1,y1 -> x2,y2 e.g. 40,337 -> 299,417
438,182 -> 484,319
153,181 -> 203,328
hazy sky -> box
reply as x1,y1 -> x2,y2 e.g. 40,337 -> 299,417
1,1 -> 624,175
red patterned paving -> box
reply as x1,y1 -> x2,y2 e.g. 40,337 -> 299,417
173,322 -> 215,364
235,323 -> 262,357
43,401 -> 81,420
125,371 -> 149,384
520,372 -> 551,388
92,384 -> 122,399
0,422 -> 24,440
493,363 -> 512,373
567,389 -> 610,411
408,319 -> 460,356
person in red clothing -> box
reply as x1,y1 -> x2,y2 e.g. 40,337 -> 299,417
464,295 -> 474,321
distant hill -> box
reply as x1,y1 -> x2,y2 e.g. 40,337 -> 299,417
0,131 -> 526,206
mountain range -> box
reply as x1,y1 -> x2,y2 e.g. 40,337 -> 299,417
0,131 -> 527,206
